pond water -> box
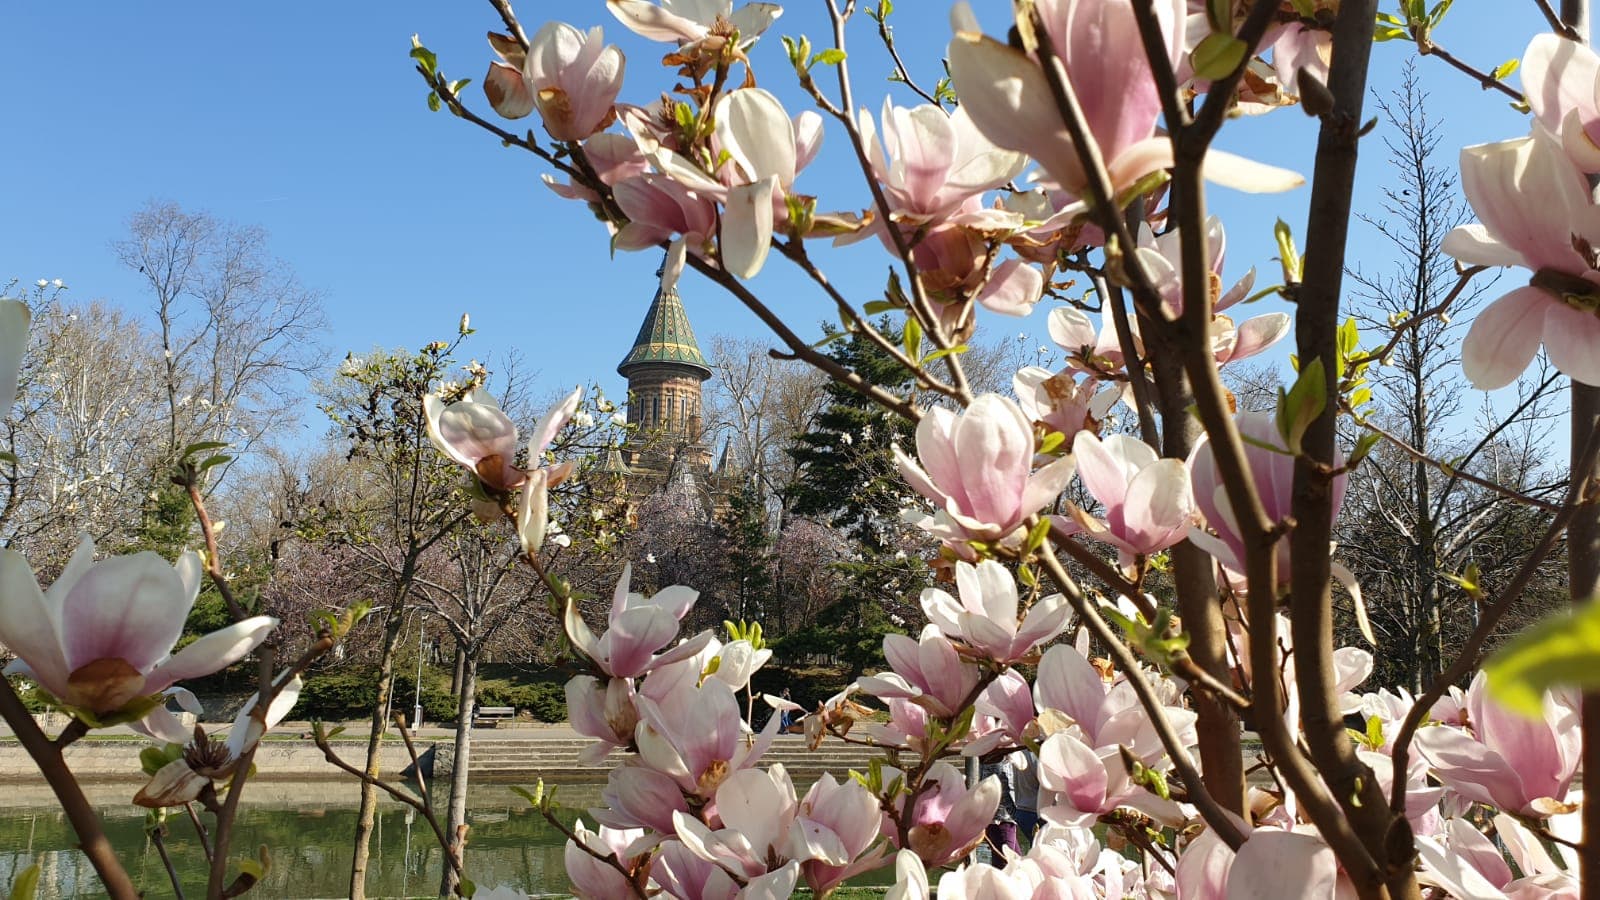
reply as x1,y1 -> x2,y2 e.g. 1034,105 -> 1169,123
0,780 -> 895,898
0,781 -> 604,898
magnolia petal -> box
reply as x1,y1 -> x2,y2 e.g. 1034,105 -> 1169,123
1201,149 -> 1305,193
716,89 -> 797,185
0,550 -> 68,697
518,469 -> 550,557
129,703 -> 193,745
1440,223 -> 1526,268
144,616 -> 277,694
721,176 -> 777,279
483,60 -> 534,119
606,0 -> 707,42
947,29 -> 1083,192
976,259 -> 1043,316
1225,831 -> 1336,900
62,554 -> 194,675
1461,287 -> 1549,390
1542,300 -> 1600,386
0,299 -> 29,414
134,758 -> 209,808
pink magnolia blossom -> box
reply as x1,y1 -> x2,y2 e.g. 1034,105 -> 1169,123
483,23 -> 624,142
1441,126 -> 1600,388
0,537 -> 275,721
671,765 -> 807,878
1186,410 -> 1346,589
0,299 -> 28,414
1049,306 -> 1140,378
969,668 -> 1035,755
947,1 -> 1301,201
564,563 -> 707,679
1417,813 -> 1579,899
796,773 -> 887,894
608,0 -> 782,50
1415,671 -> 1580,816
1013,366 -> 1120,439
651,842 -> 800,899
1224,829 -> 1340,900
424,387 -> 524,492
1522,33 -> 1600,172
563,821 -> 648,900
1034,644 -> 1194,761
595,765 -> 691,833
1037,729 -> 1182,827
542,133 -> 651,203
858,99 -> 1026,225
565,674 -> 639,764
858,626 -> 982,718
884,761 -> 1000,867
1068,431 -> 1197,563
894,393 -> 1077,545
921,560 -> 1072,665
634,660 -> 779,797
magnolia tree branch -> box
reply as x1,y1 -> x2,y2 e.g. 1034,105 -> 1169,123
817,0 -> 973,402
1348,409 -> 1564,512
1033,542 -> 1248,849
1291,3 -> 1422,897
1412,36 -> 1524,101
0,680 -> 139,898
1346,265 -> 1486,368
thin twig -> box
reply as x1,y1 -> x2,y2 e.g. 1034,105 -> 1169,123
486,0 -> 529,51
185,802 -> 213,862
151,825 -> 188,900
1533,0 -> 1585,37
1348,409 -> 1563,512
1414,37 -> 1526,101
875,13 -> 941,106
1346,265 -> 1486,368
1034,537 -> 1248,849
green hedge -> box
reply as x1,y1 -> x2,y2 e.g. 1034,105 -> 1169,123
292,669 -> 568,723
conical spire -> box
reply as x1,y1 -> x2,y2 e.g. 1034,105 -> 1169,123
617,264 -> 712,380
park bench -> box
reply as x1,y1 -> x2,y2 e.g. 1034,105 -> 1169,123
474,706 -> 515,727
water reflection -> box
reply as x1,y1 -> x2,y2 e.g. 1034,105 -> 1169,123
0,781 -> 602,899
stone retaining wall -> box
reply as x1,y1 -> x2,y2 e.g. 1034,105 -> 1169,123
0,739 -> 420,782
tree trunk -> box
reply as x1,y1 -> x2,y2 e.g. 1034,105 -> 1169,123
440,648 -> 478,897
348,606 -> 407,900
451,643 -> 466,696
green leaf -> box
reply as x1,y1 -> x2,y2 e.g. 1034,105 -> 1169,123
1427,0 -> 1454,26
1275,357 -> 1327,455
921,343 -> 969,363
1038,430 -> 1066,455
8,864 -> 39,900
409,36 -> 438,77
1347,431 -> 1381,467
460,878 -> 477,898
902,317 -> 924,362
178,440 -> 229,461
427,91 -> 442,113
811,48 -> 847,66
198,454 -> 232,471
1274,219 -> 1302,281
862,300 -> 898,315
1485,599 -> 1600,718
1206,0 -> 1233,31
1491,58 -> 1520,81
1191,32 -> 1248,81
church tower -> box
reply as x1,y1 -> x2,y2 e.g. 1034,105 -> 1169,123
617,274 -> 714,483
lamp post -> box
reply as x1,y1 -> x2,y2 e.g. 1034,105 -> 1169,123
412,620 -> 426,731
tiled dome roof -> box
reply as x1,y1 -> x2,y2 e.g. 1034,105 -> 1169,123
617,279 -> 712,380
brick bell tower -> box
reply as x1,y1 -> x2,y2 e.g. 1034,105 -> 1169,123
617,269 -> 714,485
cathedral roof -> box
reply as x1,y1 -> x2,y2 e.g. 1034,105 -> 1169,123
617,277 -> 712,381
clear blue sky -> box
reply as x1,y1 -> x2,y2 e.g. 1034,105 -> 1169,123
0,1 -> 1553,434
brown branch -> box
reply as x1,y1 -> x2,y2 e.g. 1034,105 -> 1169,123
1414,37 -> 1525,101
1346,265 -> 1486,369
0,680 -> 139,898
1034,539 -> 1248,849
486,0 -> 529,52
1533,0 -> 1585,37
312,726 -> 464,883
185,481 -> 245,620
151,824 -> 188,900
875,12 -> 942,106
1348,409 -> 1563,512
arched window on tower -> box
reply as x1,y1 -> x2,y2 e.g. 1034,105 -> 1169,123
651,395 -> 659,428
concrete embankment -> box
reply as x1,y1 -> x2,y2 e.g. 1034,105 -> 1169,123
0,721 -> 888,784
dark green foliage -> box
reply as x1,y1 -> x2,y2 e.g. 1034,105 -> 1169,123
296,668 -> 458,722
717,482 -> 774,622
474,679 -> 566,722
783,321 -> 925,674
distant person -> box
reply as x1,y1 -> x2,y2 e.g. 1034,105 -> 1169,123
1010,748 -> 1040,846
981,756 -> 1019,866
778,688 -> 797,733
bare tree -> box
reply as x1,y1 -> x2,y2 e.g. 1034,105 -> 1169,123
114,201 -> 326,475
1340,62 -> 1566,691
